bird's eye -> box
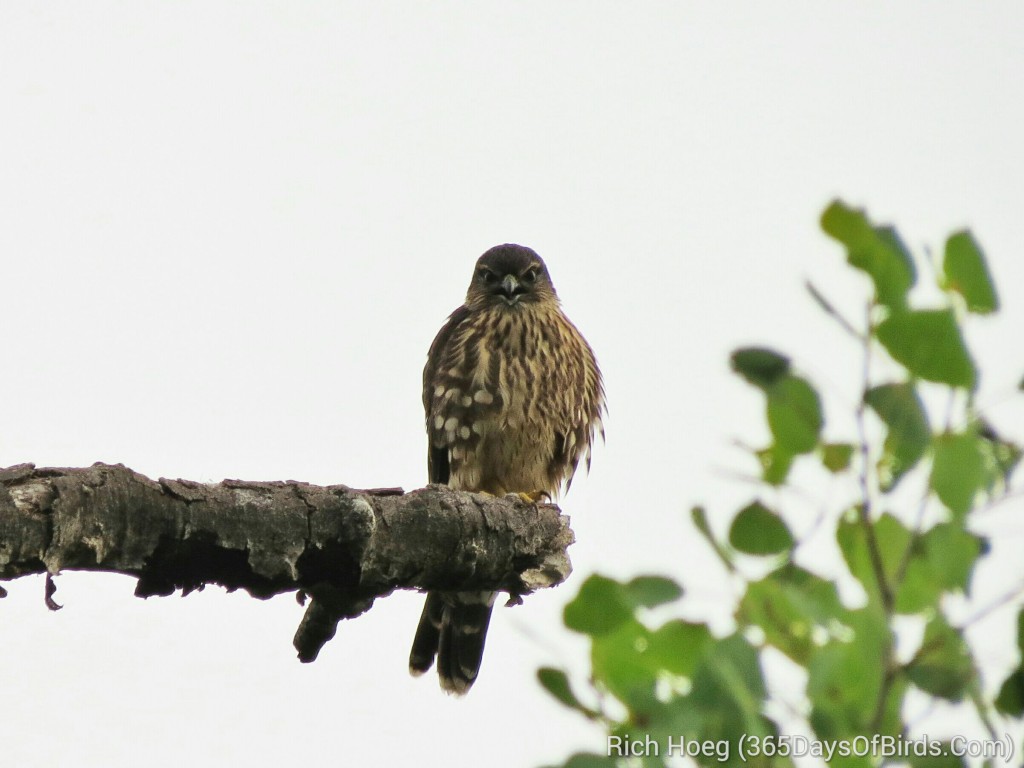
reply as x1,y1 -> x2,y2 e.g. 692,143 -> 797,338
523,267 -> 539,283
478,267 -> 495,283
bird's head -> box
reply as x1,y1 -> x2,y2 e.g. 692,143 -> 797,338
465,244 -> 557,310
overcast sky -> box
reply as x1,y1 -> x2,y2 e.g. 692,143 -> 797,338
2,3 -> 1023,767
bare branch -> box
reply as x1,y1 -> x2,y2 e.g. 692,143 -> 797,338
0,462 -> 574,662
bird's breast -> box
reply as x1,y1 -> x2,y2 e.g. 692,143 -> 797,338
432,305 -> 578,495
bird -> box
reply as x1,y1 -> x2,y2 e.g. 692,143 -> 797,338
409,243 -> 605,694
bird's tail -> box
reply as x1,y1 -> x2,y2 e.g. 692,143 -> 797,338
409,591 -> 496,695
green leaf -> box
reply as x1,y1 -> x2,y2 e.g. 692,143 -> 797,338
624,576 -> 683,608
808,606 -> 894,737
837,511 -> 910,611
864,382 -> 931,491
695,634 -> 768,708
995,610 -> 1024,716
537,667 -> 597,717
906,613 -> 974,702
739,565 -> 850,664
894,539 -> 940,614
821,200 -> 916,309
836,510 -> 884,605
588,621 -> 716,716
731,347 -> 791,389
688,634 -> 773,758
918,523 -> 984,595
766,375 -> 823,454
896,523 -> 984,613
590,619 -> 658,709
978,420 -> 1022,492
728,500 -> 794,556
755,444 -> 794,486
564,576 -> 700,711
943,230 -> 999,314
773,565 -> 851,625
993,437 -> 1023,486
821,442 -> 854,473
875,309 -> 976,389
909,749 -> 967,768
644,620 -> 714,678
930,431 -> 987,519
564,575 -> 635,637
838,513 -> 981,614
995,669 -> 1024,717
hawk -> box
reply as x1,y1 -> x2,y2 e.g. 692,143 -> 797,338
409,244 -> 605,694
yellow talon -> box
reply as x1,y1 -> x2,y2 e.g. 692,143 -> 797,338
516,490 -> 551,504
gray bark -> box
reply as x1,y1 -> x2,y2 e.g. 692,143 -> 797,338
0,462 -> 573,661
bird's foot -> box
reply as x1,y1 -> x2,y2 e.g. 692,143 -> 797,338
515,490 -> 552,504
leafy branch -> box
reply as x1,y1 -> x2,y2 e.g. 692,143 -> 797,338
539,200 -> 1024,768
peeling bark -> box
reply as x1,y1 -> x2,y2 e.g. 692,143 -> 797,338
0,462 -> 573,661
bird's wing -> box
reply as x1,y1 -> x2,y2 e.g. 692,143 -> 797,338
423,304 -> 471,485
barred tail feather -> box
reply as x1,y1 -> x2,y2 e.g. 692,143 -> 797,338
409,592 -> 445,676
410,591 -> 495,695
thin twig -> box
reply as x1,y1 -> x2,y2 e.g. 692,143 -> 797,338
805,279 -> 864,341
854,303 -> 895,613
958,578 -> 1024,630
894,479 -> 932,587
792,473 -> 841,559
855,301 -> 899,734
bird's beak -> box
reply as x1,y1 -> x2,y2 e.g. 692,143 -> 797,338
499,274 -> 520,301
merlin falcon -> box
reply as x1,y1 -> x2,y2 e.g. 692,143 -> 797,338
409,244 -> 605,694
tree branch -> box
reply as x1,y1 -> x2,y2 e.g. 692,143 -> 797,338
0,462 -> 574,661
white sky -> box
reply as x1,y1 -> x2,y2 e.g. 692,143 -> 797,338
2,3 -> 1023,766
